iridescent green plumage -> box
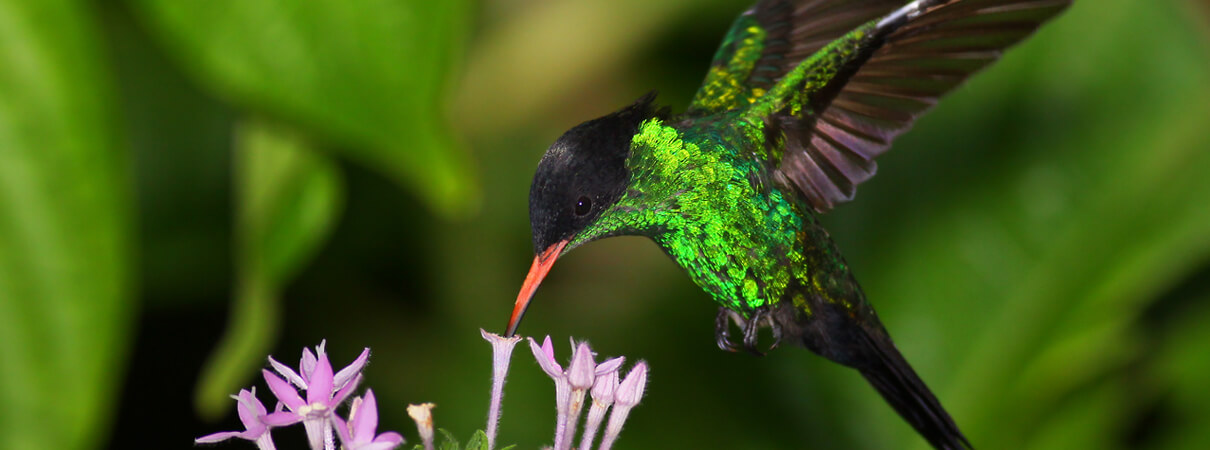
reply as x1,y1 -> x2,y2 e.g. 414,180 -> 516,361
689,15 -> 769,113
576,23 -> 880,314
576,117 -> 812,312
515,1 -> 1072,448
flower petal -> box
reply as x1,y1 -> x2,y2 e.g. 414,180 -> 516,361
542,336 -> 555,362
332,373 -> 363,406
307,349 -> 335,404
245,388 -> 269,417
334,347 -> 371,390
263,411 -> 304,427
263,369 -> 306,411
528,336 -> 563,378
234,393 -> 264,433
372,431 -> 404,445
567,341 -> 596,390
591,369 -> 620,405
595,357 -> 625,376
195,431 -> 242,443
352,390 -> 380,443
362,437 -> 404,450
615,361 -> 648,407
301,346 -> 318,384
269,355 -> 308,390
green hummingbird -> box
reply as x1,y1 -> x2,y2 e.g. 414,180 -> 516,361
505,0 -> 1070,448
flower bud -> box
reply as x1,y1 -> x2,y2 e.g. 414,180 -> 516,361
615,361 -> 648,407
567,341 -> 597,390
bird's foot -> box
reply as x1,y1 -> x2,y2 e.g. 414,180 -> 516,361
741,308 -> 769,356
769,313 -> 784,351
716,306 -> 784,356
715,307 -> 740,352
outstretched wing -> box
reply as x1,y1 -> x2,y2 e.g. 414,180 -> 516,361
759,0 -> 1072,212
686,0 -> 905,116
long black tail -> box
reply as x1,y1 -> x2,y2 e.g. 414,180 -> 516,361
777,296 -> 972,449
856,328 -> 971,449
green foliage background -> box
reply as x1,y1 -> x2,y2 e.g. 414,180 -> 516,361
0,0 -> 1208,448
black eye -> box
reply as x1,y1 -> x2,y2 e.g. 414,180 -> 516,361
575,196 -> 592,216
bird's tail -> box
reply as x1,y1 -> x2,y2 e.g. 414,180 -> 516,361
855,328 -> 972,449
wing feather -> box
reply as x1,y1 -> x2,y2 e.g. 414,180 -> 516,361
770,0 -> 1071,212
687,0 -> 905,115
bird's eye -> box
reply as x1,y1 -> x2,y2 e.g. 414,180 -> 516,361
575,196 -> 592,216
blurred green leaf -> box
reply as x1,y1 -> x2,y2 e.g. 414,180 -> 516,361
130,0 -> 477,217
1149,294 -> 1210,450
465,430 -> 488,450
195,118 -> 342,418
453,0 -> 716,135
438,428 -> 460,450
0,0 -> 134,448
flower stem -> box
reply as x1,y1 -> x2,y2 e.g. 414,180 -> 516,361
578,399 -> 609,450
559,389 -> 586,450
551,379 -> 571,450
597,404 -> 633,450
487,365 -> 507,450
482,330 -> 520,450
255,433 -> 278,450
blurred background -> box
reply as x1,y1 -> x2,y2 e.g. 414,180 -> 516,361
2,0 -> 1209,448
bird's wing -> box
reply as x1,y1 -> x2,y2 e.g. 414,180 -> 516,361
686,0 -> 905,116
746,0 -> 1071,212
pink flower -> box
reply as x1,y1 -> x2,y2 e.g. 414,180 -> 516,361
262,342 -> 364,449
268,340 -> 368,393
528,336 -> 625,450
333,390 -> 405,450
481,329 -> 521,450
598,361 -> 649,450
195,388 -> 276,450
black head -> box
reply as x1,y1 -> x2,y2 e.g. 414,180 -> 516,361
527,92 -> 662,254
508,93 -> 664,337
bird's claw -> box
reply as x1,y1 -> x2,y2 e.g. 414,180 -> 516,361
715,307 -> 739,352
715,306 -> 783,356
741,308 -> 768,356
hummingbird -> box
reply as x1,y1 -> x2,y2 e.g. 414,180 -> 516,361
506,0 -> 1070,448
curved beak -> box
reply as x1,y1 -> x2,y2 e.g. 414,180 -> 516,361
505,239 -> 569,337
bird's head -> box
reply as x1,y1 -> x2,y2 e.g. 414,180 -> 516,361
506,93 -> 662,336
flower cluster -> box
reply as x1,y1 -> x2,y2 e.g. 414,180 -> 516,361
481,331 -> 650,450
196,341 -> 403,450
198,334 -> 650,450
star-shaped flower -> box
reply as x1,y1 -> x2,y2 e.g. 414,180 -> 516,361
262,342 -> 364,449
268,340 -> 368,393
333,389 -> 405,450
194,388 -> 276,450
528,336 -> 625,450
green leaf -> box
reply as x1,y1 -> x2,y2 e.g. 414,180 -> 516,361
465,430 -> 489,450
437,428 -> 460,450
195,118 -> 343,417
130,0 -> 477,218
0,0 -> 134,448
